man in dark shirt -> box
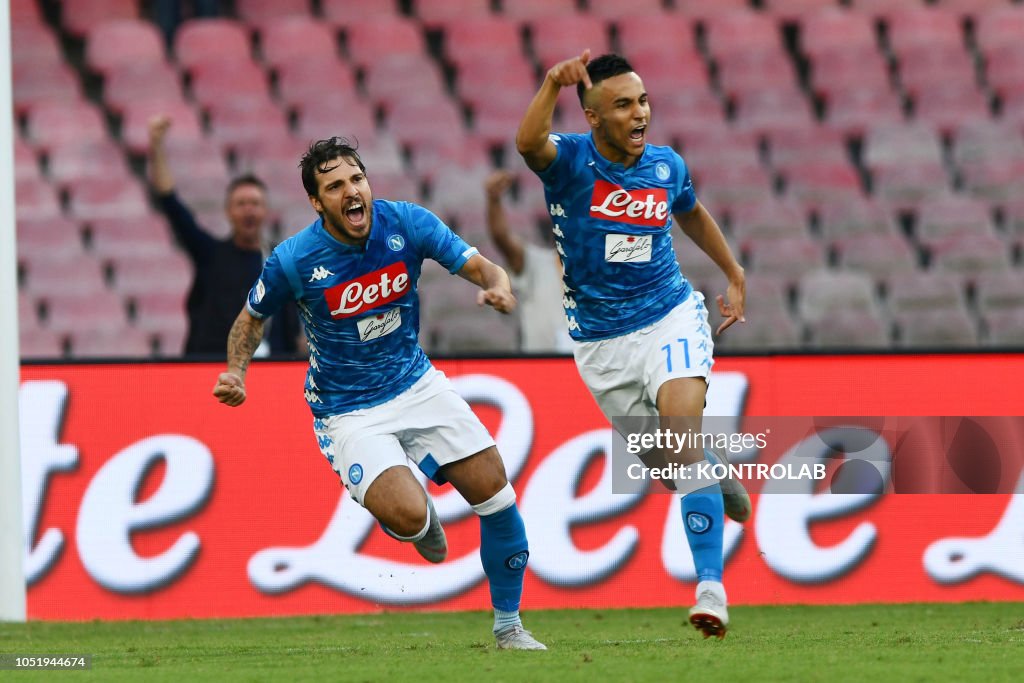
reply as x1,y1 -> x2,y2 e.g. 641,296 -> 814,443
147,115 -> 298,356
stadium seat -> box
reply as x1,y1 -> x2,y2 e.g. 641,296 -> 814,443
714,308 -> 802,351
819,199 -> 900,243
61,0 -> 139,37
627,50 -> 711,98
930,234 -> 1011,281
46,140 -> 132,189
69,327 -> 154,358
798,270 -> 880,324
836,233 -> 919,285
207,100 -> 290,152
11,62 -> 83,117
800,9 -> 878,57
673,0 -> 751,19
982,44 -> 1024,99
24,253 -> 108,299
363,55 -> 448,109
934,0 -> 1016,16
322,0 -> 401,26
10,0 -> 43,25
783,160 -> 864,210
807,309 -> 892,349
26,100 -> 109,152
587,0 -> 666,17
12,22 -> 63,68
276,56 -> 357,110
443,17 -> 524,64
416,0 -> 493,28
19,327 -> 66,359
411,137 -> 491,177
102,61 -> 184,114
887,271 -> 967,315
111,252 -> 194,296
189,60 -> 270,109
258,17 -> 338,67
912,84 -> 991,134
15,178 -> 62,222
729,199 -> 809,243
65,177 -> 151,222
823,87 -> 905,136
897,44 -> 977,94
863,122 -> 943,169
951,121 -> 1024,165
654,89 -> 727,142
703,12 -> 782,58
236,0 -> 312,23
499,0 -> 577,17
674,232 -> 743,286
983,309 -> 1024,346
914,194 -> 996,246
529,15 -> 612,67
119,99 -> 204,155
88,214 -> 178,260
693,164 -> 775,211
174,19 -> 252,70
745,236 -> 826,286
427,310 -> 520,354
14,138 -> 40,181
975,270 -> 1024,313
18,290 -> 41,330
886,8 -> 966,53
471,93 -> 537,147
871,160 -> 950,210
767,125 -> 849,172
809,45 -> 892,98
616,15 -> 697,56
42,288 -> 127,336
960,159 -> 1024,204
293,95 -> 378,147
342,16 -> 425,64
973,6 -> 1024,51
17,216 -> 85,263
85,19 -> 165,74
732,87 -> 817,137
896,308 -> 978,348
131,289 -> 189,345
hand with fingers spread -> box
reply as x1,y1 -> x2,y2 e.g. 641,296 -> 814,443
546,49 -> 592,90
477,287 -> 517,314
715,278 -> 746,335
213,372 -> 247,407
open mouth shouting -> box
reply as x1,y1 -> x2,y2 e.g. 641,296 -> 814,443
629,124 -> 647,148
344,200 -> 369,231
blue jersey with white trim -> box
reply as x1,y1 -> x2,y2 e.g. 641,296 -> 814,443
533,132 -> 697,341
247,200 -> 478,417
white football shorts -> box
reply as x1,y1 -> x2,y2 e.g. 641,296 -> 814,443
312,367 -> 495,505
573,290 -> 714,423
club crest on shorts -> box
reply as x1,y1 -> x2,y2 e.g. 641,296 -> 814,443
686,512 -> 712,534
348,463 -> 363,485
387,234 -> 405,252
505,550 -> 530,570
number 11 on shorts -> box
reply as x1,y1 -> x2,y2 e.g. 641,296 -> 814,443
661,338 -> 690,372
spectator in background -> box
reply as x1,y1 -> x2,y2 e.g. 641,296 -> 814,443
484,170 -> 573,354
147,114 -> 300,357
152,0 -> 221,47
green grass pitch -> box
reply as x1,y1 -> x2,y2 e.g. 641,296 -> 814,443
2,603 -> 1022,682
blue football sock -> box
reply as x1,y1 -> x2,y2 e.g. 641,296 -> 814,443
680,483 -> 724,583
478,503 -> 529,623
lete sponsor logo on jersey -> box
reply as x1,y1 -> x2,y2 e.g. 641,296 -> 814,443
356,308 -> 402,342
589,179 -> 669,227
324,262 -> 410,319
605,234 -> 653,263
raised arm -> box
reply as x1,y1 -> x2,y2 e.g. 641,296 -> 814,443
457,254 -> 517,314
484,171 -> 525,275
147,114 -> 175,195
675,201 -> 746,335
212,308 -> 266,407
516,49 -> 592,172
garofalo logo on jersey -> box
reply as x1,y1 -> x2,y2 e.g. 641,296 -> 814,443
325,262 -> 410,319
589,179 -> 669,227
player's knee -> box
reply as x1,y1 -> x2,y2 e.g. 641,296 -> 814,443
387,499 -> 428,538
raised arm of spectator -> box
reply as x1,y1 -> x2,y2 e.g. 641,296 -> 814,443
516,49 -> 592,172
485,171 -> 525,276
148,115 -> 176,196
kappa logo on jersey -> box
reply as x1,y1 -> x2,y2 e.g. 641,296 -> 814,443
589,180 -> 669,227
356,308 -> 402,342
324,262 -> 410,319
309,266 -> 334,282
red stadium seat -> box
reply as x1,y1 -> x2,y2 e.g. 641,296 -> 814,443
47,140 -> 132,189
132,290 -> 190,351
12,62 -> 83,117
703,12 -> 782,58
189,60 -> 270,109
363,55 -> 448,108
174,19 -> 252,71
11,23 -> 63,68
293,98 -> 380,150
983,44 -> 1024,98
800,9 -> 877,57
973,6 -> 1024,51
950,121 -> 1024,165
17,216 -> 85,263
61,0 -> 139,37
427,310 -> 519,354
808,309 -> 891,349
111,252 -> 194,296
886,8 -> 965,53
714,307 -> 802,351
959,158 -> 1024,203
872,160 -> 950,210
673,0 -> 751,20
863,122 -> 943,169
88,215 -> 178,261
19,328 -> 67,359
14,137 -> 40,182
455,55 -> 537,106
14,178 -> 62,222
746,236 -> 826,286
930,234 -> 1011,281
66,177 -> 151,222
120,99 -> 204,155
653,89 -> 726,143
258,17 -> 338,67
85,19 -> 165,74
25,254 -> 109,300
500,0 -> 578,18
626,50 -> 710,95
616,14 -> 697,56
716,48 -> 797,99
416,0 -> 493,28
912,84 -> 991,134
836,233 -> 919,284
70,327 -> 155,358
207,100 -> 290,152
588,0 -> 665,18
809,46 -> 891,98
443,17 -> 523,64
103,61 -> 183,114
976,271 -> 1024,314
915,194 -> 996,246
984,309 -> 1024,346
819,199 -> 899,243
11,0 -> 43,25
824,87 -> 906,136
732,87 -> 817,137
729,199 -> 809,243
343,16 -> 425,65
766,125 -> 849,172
236,0 -> 312,23
529,15 -> 611,67
897,45 -> 977,95
934,0 -> 1015,16
784,160 -> 864,210
798,269 -> 880,324
276,56 -> 357,110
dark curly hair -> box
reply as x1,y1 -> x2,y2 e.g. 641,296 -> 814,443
299,137 -> 366,197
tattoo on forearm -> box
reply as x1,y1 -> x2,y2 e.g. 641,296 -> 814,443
227,316 -> 263,374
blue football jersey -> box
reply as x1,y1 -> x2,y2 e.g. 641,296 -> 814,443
533,132 -> 697,341
247,200 -> 478,417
